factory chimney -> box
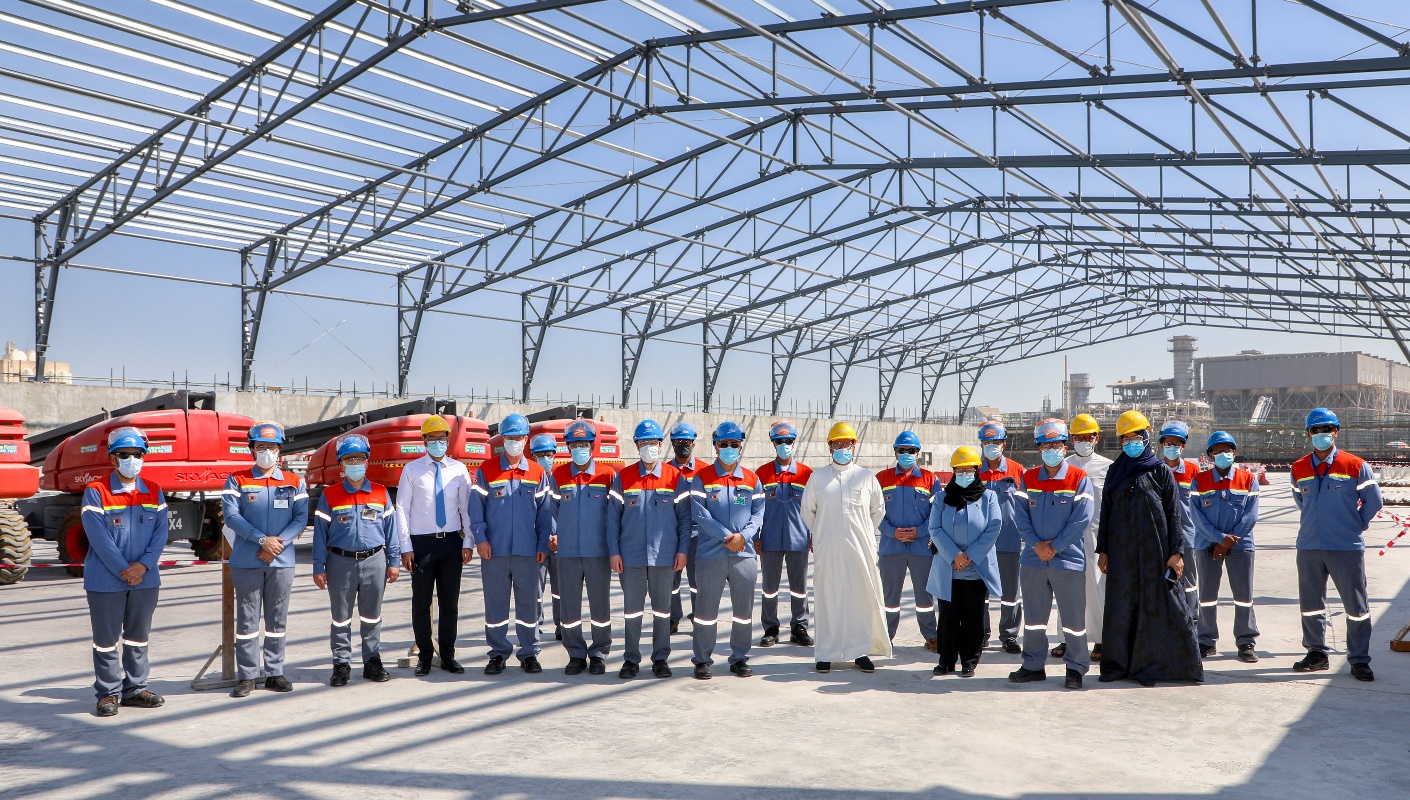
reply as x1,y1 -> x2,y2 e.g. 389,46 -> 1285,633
1169,335 -> 1198,401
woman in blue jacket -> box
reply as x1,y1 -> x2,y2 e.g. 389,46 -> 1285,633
928,446 -> 1003,677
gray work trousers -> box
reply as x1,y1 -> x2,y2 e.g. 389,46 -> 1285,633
996,550 -> 1022,643
1181,545 -> 1200,623
1020,566 -> 1090,674
1298,549 -> 1371,664
1195,548 -> 1258,648
539,552 -> 561,627
759,549 -> 810,631
327,550 -> 387,664
481,555 -> 542,661
879,552 -> 938,641
691,555 -> 757,666
671,536 -> 698,624
620,565 -> 675,664
558,555 -> 612,660
87,587 -> 159,699
232,566 -> 295,680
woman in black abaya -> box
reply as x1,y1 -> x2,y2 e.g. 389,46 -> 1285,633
1095,411 -> 1203,686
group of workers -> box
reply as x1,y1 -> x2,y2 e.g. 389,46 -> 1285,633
79,405 -> 1383,716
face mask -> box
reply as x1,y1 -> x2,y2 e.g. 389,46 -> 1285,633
1213,452 -> 1235,470
254,450 -> 278,471
954,472 -> 975,488
832,448 -> 854,465
1123,439 -> 1147,458
503,439 -> 525,459
1073,441 -> 1094,458
536,455 -> 555,471
571,446 -> 592,466
638,444 -> 661,464
982,444 -> 1003,461
896,453 -> 917,469
116,456 -> 143,479
1041,449 -> 1064,468
673,443 -> 694,462
427,440 -> 449,459
775,443 -> 793,460
717,447 -> 740,465
1162,445 -> 1184,461
1311,432 -> 1335,451
343,463 -> 367,482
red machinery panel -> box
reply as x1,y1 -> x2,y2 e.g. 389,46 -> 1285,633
0,407 -> 40,498
39,409 -> 255,493
304,414 -> 490,487
486,419 -> 625,469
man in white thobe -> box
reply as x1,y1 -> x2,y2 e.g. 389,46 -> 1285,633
799,422 -> 893,673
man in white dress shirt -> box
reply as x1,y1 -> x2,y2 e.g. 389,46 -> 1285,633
396,415 -> 474,675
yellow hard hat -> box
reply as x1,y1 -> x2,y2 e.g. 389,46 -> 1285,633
1069,413 -> 1100,436
1116,410 -> 1152,437
951,445 -> 981,469
827,422 -> 858,442
420,415 -> 451,436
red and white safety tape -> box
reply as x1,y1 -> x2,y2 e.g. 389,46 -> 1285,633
1374,510 -> 1409,556
0,560 -> 225,569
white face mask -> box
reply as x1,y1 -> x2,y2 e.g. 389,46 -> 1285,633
638,444 -> 661,464
254,450 -> 279,470
116,456 -> 143,479
1073,441 -> 1094,458
503,439 -> 526,459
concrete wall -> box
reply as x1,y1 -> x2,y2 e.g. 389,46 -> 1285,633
0,383 -> 974,472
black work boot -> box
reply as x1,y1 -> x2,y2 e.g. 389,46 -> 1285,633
759,626 -> 779,647
330,663 -> 352,687
789,625 -> 814,647
363,656 -> 390,682
1293,651 -> 1330,673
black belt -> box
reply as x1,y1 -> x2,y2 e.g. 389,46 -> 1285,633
425,530 -> 462,539
330,545 -> 385,560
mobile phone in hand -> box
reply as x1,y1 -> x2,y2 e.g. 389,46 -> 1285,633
1164,566 -> 1179,587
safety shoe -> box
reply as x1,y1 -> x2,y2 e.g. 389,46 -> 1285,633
669,620 -> 680,635
1003,639 -> 1022,654
759,626 -> 779,647
816,662 -> 833,674
925,638 -> 939,653
854,656 -> 876,673
1050,642 -> 1066,658
442,658 -> 465,674
1351,664 -> 1375,682
264,675 -> 293,693
652,660 -> 672,678
1293,651 -> 1330,673
693,663 -> 712,680
1090,644 -> 1103,660
120,690 -> 165,708
554,625 -> 563,641
565,657 -> 587,676
1064,669 -> 1083,690
588,657 -> 606,675
1008,667 -> 1047,683
790,626 -> 814,647
729,661 -> 754,678
1200,645 -> 1218,659
484,656 -> 505,675
330,663 -> 352,687
959,661 -> 977,678
230,680 -> 254,698
96,695 -> 119,717
521,656 -> 543,674
363,656 -> 389,682
618,661 -> 639,679
414,659 -> 432,676
1237,644 -> 1259,663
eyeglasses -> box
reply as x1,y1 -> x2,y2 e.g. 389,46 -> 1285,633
717,440 -> 743,448
894,447 -> 919,455
772,438 -> 796,445
1308,425 -> 1338,435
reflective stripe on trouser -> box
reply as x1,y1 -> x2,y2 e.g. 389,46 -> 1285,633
878,553 -> 938,641
1181,546 -> 1200,623
1297,548 -> 1372,664
558,555 -> 613,660
1054,526 -> 1106,644
759,549 -> 810,630
619,565 -> 675,664
87,587 -> 159,700
1020,566 -> 1090,674
327,550 -> 387,664
996,550 -> 1022,643
481,555 -> 543,661
691,554 -> 758,666
671,535 -> 698,624
232,566 -> 295,680
1195,548 -> 1259,648
539,552 -> 561,627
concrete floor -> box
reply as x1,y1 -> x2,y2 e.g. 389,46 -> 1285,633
2,474 -> 1408,800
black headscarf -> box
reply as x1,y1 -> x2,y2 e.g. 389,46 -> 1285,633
1105,429 -> 1164,491
943,473 -> 987,508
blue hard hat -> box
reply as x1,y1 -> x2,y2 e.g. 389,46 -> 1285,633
1034,418 -> 1069,444
499,413 -> 530,437
529,434 -> 557,454
1305,407 -> 1340,429
1159,419 -> 1189,442
248,421 -> 285,445
768,421 -> 797,441
633,419 -> 665,442
1205,430 -> 1237,453
978,421 -> 1007,442
564,420 -> 596,444
712,421 -> 746,442
669,422 -> 697,441
893,430 -> 922,450
336,433 -> 371,460
107,426 -> 149,454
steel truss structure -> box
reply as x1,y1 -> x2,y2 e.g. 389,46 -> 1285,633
7,0 -> 1410,420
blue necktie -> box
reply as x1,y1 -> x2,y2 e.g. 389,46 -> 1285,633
433,460 -> 447,529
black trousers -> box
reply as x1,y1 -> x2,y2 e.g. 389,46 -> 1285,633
937,578 -> 989,669
411,534 -> 464,661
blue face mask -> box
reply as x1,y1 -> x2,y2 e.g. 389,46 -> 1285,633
775,443 -> 793,460
1311,432 -> 1335,451
954,472 -> 975,488
426,440 -> 449,459
982,444 -> 1003,461
536,455 -> 555,471
1213,452 -> 1235,470
1041,448 -> 1064,468
896,453 -> 917,469
718,447 -> 740,465
1123,439 -> 1147,458
343,463 -> 367,482
1162,445 -> 1183,461
571,446 -> 592,466
832,449 -> 854,465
